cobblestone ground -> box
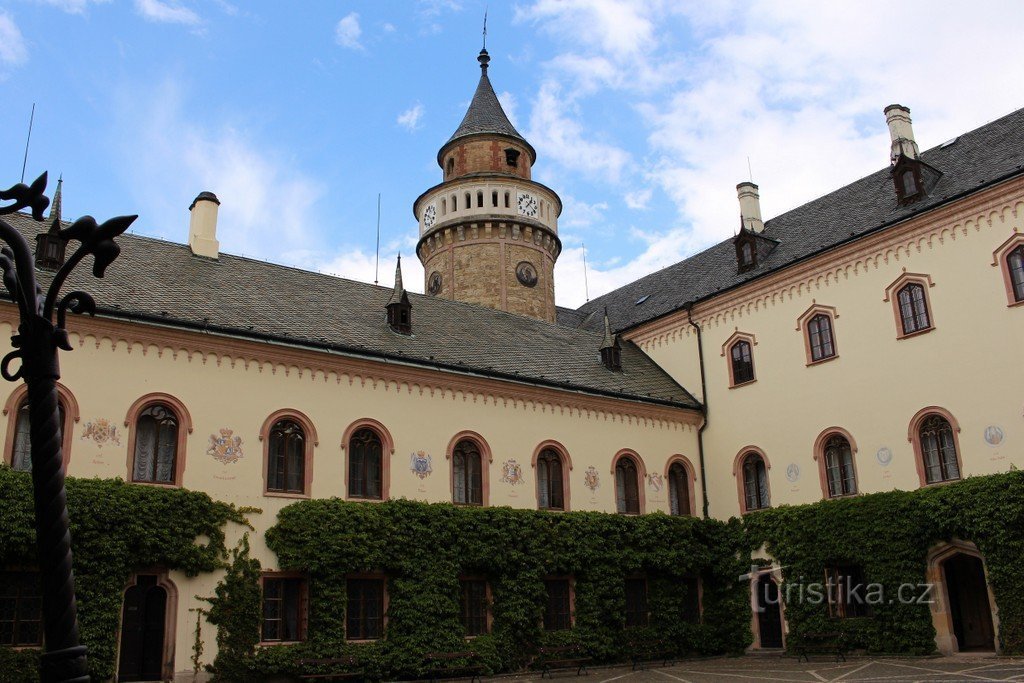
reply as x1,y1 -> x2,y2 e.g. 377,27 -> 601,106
489,656 -> 1024,683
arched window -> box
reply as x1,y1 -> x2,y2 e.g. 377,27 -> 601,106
919,415 -> 961,484
441,198 -> 447,215
615,456 -> 640,514
446,158 -> 454,177
452,439 -> 483,505
667,462 -> 692,516
452,194 -> 457,211
1008,245 -> 1024,302
807,314 -> 836,362
348,428 -> 383,499
267,420 -> 305,494
131,404 -> 179,484
491,191 -> 498,207
730,340 -> 754,385
741,453 -> 770,512
897,283 -> 931,335
464,192 -> 471,209
822,434 -> 857,497
476,191 -> 483,208
504,192 -> 510,208
4,383 -> 78,472
901,170 -> 917,196
10,400 -> 67,472
536,449 -> 564,510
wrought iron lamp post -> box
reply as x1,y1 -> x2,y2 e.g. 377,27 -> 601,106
0,172 -> 135,683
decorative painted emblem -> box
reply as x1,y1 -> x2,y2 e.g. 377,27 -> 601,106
785,463 -> 800,483
428,271 -> 442,295
207,428 -> 243,465
410,451 -> 432,479
501,459 -> 524,486
516,261 -> 538,288
876,447 -> 893,466
647,473 -> 664,492
80,418 -> 120,448
984,425 -> 1005,447
584,466 -> 600,491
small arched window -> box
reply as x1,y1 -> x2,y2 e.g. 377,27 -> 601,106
730,340 -> 754,385
615,456 -> 640,514
267,420 -> 305,494
901,170 -> 917,196
453,439 -> 483,505
823,434 -> 856,497
491,191 -> 498,207
441,198 -> 447,215
10,399 -> 67,472
452,195 -> 457,211
476,191 -> 483,208
504,192 -> 510,208
132,404 -> 179,484
446,158 -> 455,177
741,453 -> 769,511
667,462 -> 692,516
348,428 -> 383,499
536,449 -> 564,510
465,192 -> 471,209
1006,245 -> 1024,302
919,415 -> 960,484
897,283 -> 931,335
807,314 -> 836,362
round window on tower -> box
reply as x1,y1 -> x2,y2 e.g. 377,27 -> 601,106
516,261 -> 538,288
428,271 -> 443,295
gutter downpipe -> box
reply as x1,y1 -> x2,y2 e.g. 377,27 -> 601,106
685,302 -> 710,518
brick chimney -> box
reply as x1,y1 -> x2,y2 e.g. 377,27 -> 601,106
736,182 -> 764,234
885,104 -> 919,163
188,191 -> 220,259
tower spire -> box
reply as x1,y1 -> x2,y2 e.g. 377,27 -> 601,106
600,308 -> 622,371
386,253 -> 412,334
48,174 -> 63,230
390,253 -> 406,302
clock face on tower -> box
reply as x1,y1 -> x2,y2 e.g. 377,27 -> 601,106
423,203 -> 437,229
517,192 -> 539,218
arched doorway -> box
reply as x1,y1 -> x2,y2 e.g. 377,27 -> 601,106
755,574 -> 784,649
926,541 -> 999,655
118,573 -> 176,682
942,554 -> 995,652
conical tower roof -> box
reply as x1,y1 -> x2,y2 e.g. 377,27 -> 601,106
440,49 -> 536,164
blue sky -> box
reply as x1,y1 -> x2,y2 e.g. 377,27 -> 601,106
2,1 -> 1023,307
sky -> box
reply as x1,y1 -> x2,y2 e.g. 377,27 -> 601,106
1,1 -> 1023,309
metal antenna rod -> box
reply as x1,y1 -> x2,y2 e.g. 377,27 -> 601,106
482,8 -> 488,50
21,104 -> 36,183
374,193 -> 381,285
747,156 -> 753,182
582,242 -> 590,302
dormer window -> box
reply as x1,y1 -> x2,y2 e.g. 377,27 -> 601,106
736,235 -> 756,273
504,148 -> 520,167
901,170 -> 917,196
891,154 -> 940,206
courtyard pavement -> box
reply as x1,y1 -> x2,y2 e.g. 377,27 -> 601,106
489,656 -> 1024,683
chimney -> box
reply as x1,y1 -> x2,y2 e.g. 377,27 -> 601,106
885,104 -> 919,162
736,182 -> 764,233
188,191 -> 220,259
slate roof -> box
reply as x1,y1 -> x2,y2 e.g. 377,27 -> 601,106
1,212 -> 699,410
443,51 -> 536,162
578,107 -> 1024,333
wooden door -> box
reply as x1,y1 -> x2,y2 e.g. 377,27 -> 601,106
118,575 -> 167,681
756,575 -> 784,648
944,554 -> 995,652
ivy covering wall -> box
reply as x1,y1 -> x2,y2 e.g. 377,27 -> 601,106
745,470 -> 1024,655
0,468 -> 246,682
212,499 -> 752,680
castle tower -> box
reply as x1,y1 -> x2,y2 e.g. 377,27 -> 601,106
414,48 -> 562,322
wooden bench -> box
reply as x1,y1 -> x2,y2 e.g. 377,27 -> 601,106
534,645 -> 591,678
297,656 -> 365,681
793,631 -> 847,662
423,650 -> 485,683
629,639 -> 676,671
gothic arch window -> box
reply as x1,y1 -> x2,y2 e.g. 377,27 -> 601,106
796,304 -> 839,365
814,428 -> 858,498
3,382 -> 78,472
465,192 -> 471,209
261,410 -> 317,498
441,198 -> 447,215
885,273 -> 936,339
342,419 -> 394,501
446,157 -> 454,178
734,448 -> 770,513
909,408 -> 963,486
125,393 -> 193,487
612,450 -> 646,515
504,192 -> 510,208
491,191 -> 498,207
449,434 -> 489,506
536,450 -> 563,510
666,457 -> 695,516
452,194 -> 457,211
991,234 -> 1024,306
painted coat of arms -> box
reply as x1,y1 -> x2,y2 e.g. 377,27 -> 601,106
501,459 -> 524,486
410,451 -> 433,479
80,418 -> 120,447
647,473 -> 664,492
207,428 -> 243,465
584,465 -> 600,491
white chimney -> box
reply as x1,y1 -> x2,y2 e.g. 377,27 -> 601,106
885,104 -> 919,162
188,191 -> 220,259
736,182 -> 764,233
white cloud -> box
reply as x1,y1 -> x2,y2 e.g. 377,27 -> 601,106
624,188 -> 652,210
397,103 -> 424,131
134,0 -> 200,25
335,12 -> 363,50
382,22 -> 396,33
0,12 -> 27,66
35,0 -> 110,14
497,91 -> 519,130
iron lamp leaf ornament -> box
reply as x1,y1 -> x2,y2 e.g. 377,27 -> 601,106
0,172 -> 50,220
